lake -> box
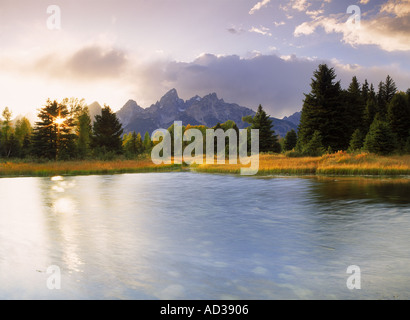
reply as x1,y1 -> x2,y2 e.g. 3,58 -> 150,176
0,172 -> 410,299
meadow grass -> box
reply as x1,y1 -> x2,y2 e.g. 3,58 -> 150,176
0,159 -> 182,177
1,151 -> 410,177
194,151 -> 410,176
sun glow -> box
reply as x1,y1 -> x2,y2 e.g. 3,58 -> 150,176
54,117 -> 65,126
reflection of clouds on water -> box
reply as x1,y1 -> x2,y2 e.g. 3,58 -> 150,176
156,284 -> 185,300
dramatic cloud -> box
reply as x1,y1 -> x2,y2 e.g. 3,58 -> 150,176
128,52 -> 410,118
294,0 -> 410,52
249,0 -> 271,15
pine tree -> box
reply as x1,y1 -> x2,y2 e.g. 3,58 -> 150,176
377,76 -> 397,117
298,64 -> 346,151
363,96 -> 378,136
348,129 -> 364,152
1,107 -> 14,157
283,129 -> 297,151
143,131 -> 152,152
32,99 -> 75,160
92,105 -> 123,154
361,79 -> 369,103
123,132 -> 140,158
363,116 -> 397,155
387,92 -> 410,149
76,107 -> 92,159
14,117 -> 32,158
304,130 -> 324,157
251,104 -> 281,153
346,76 -> 365,137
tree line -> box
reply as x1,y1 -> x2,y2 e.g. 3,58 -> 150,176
0,98 -> 131,160
291,64 -> 410,156
0,97 -> 278,161
1,63 -> 409,161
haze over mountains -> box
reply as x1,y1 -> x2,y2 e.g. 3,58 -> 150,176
89,89 -> 300,138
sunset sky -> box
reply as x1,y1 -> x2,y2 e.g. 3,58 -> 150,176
1,0 -> 409,118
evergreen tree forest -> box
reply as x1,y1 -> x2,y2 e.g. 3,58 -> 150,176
297,64 -> 410,156
0,63 -> 409,162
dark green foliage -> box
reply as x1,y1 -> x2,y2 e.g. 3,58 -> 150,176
123,131 -> 143,158
92,105 -> 124,154
364,116 -> 397,155
298,64 -> 348,151
361,79 -> 369,103
32,100 -> 75,160
363,96 -> 378,136
143,131 -> 153,152
250,105 -> 281,153
76,108 -> 92,159
345,76 -> 365,136
348,129 -> 364,152
377,76 -> 397,117
388,92 -> 410,148
303,130 -> 324,157
283,129 -> 297,151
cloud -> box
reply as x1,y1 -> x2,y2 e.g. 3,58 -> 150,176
128,52 -> 410,118
31,45 -> 129,80
381,0 -> 410,17
128,54 -> 315,117
274,21 -> 286,27
66,46 -> 128,79
249,0 -> 271,15
294,0 -> 410,52
291,0 -> 311,12
227,26 -> 245,35
249,26 -> 272,36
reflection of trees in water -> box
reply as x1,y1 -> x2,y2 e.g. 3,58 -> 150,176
307,177 -> 410,205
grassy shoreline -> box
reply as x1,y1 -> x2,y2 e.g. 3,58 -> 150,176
0,159 -> 183,178
194,152 -> 410,177
1,152 -> 410,178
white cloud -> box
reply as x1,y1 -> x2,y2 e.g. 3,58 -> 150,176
381,0 -> 410,17
249,0 -> 271,15
249,26 -> 272,36
291,0 -> 311,12
294,1 -> 410,52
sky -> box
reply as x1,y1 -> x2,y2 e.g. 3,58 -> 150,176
0,0 -> 409,119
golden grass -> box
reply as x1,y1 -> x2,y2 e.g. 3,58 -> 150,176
1,152 -> 410,177
0,159 -> 182,177
194,151 -> 410,176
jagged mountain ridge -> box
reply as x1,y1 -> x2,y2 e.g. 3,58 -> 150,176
116,89 -> 299,138
88,89 -> 300,138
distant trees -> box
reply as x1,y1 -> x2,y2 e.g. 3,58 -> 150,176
363,116 -> 397,155
283,129 -> 297,151
76,107 -> 93,159
297,64 -> 409,156
298,64 -> 347,152
32,99 -> 76,160
92,105 -> 124,155
123,132 -> 143,158
2,69 -> 410,162
243,104 -> 281,153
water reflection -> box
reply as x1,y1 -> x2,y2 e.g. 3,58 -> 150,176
0,173 -> 409,299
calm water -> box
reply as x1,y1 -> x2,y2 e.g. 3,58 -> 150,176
1,172 -> 410,300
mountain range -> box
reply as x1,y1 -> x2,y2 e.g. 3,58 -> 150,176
89,89 -> 301,138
